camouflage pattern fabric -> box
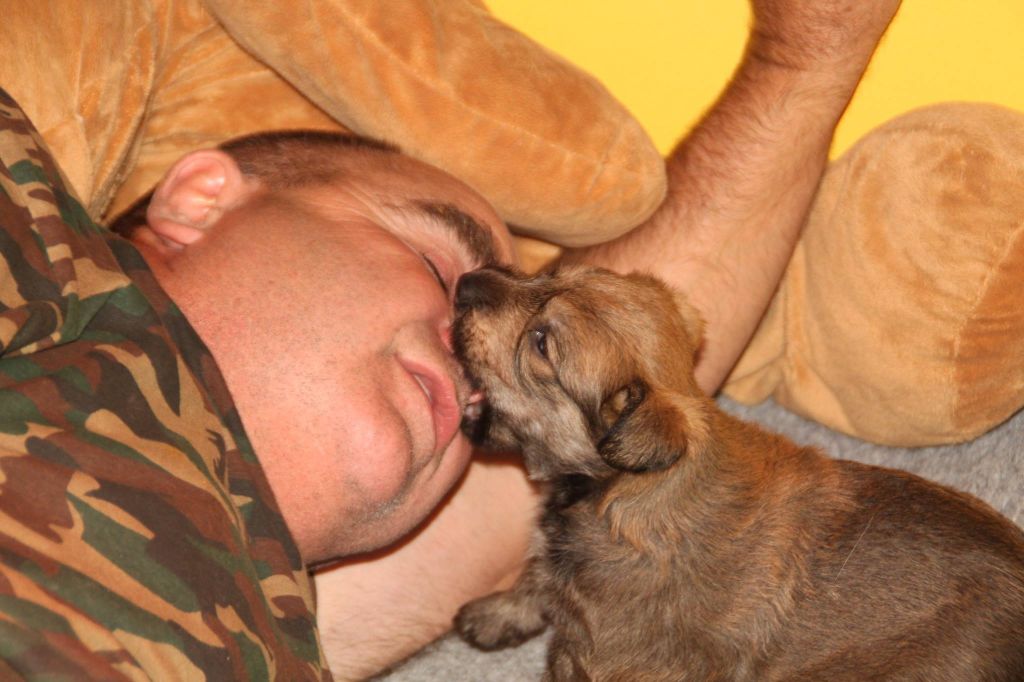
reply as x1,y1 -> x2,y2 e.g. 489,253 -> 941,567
0,90 -> 328,679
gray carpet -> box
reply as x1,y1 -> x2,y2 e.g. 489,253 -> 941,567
378,397 -> 1024,681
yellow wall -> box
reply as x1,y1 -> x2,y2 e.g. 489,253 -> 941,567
487,1 -> 1024,156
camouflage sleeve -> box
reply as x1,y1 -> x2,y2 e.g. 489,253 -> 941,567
0,91 -> 329,679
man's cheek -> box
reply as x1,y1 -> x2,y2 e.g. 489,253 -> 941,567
340,413 -> 418,510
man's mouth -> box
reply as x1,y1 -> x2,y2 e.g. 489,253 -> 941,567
398,356 -> 462,455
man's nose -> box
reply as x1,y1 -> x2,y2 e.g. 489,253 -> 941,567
454,269 -> 507,313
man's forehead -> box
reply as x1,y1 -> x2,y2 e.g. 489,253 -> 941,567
322,148 -> 514,265
375,194 -> 512,267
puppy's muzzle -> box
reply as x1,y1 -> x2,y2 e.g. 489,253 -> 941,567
453,267 -> 514,443
454,267 -> 516,314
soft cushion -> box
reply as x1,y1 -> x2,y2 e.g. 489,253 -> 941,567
0,2 -> 157,218
724,102 -> 1024,446
0,0 -> 666,247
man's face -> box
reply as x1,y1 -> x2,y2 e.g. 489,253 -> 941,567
145,151 -> 515,562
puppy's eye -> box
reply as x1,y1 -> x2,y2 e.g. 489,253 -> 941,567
529,328 -> 549,359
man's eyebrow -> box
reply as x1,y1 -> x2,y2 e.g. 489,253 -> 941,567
410,201 -> 499,266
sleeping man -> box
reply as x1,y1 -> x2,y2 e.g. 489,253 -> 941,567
0,0 -> 901,678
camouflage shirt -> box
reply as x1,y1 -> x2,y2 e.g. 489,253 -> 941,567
0,91 -> 328,679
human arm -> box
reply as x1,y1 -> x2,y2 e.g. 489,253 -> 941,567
560,0 -> 902,393
312,456 -> 537,680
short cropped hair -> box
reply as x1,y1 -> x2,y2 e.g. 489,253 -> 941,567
107,130 -> 399,236
218,129 -> 400,188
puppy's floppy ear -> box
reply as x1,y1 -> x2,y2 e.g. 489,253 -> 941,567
596,380 -> 708,472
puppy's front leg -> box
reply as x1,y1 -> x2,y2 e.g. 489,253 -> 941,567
544,632 -> 590,682
454,550 -> 549,650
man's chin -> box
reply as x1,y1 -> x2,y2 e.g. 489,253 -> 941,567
327,442 -> 473,561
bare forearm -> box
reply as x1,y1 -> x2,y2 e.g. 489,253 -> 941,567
566,60 -> 851,391
314,458 -> 537,679
563,2 -> 899,394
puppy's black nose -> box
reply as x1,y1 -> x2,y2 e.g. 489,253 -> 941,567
455,269 -> 507,313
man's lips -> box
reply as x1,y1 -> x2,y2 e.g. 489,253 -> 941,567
397,356 -> 463,455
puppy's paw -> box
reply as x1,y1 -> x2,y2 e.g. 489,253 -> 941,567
454,591 -> 546,650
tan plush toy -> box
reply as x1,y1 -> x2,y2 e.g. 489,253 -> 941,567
0,0 -> 665,248
725,102 -> 1024,446
2,3 -> 1021,447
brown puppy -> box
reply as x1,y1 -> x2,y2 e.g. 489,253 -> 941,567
451,265 -> 1024,682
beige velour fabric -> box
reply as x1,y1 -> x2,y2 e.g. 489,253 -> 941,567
724,102 -> 1024,446
0,0 -> 666,246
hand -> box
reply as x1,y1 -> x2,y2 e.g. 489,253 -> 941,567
748,0 -> 902,75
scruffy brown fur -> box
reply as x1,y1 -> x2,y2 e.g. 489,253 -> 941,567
451,265 -> 1024,682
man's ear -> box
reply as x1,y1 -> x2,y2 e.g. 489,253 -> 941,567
596,380 -> 708,472
145,149 -> 257,250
